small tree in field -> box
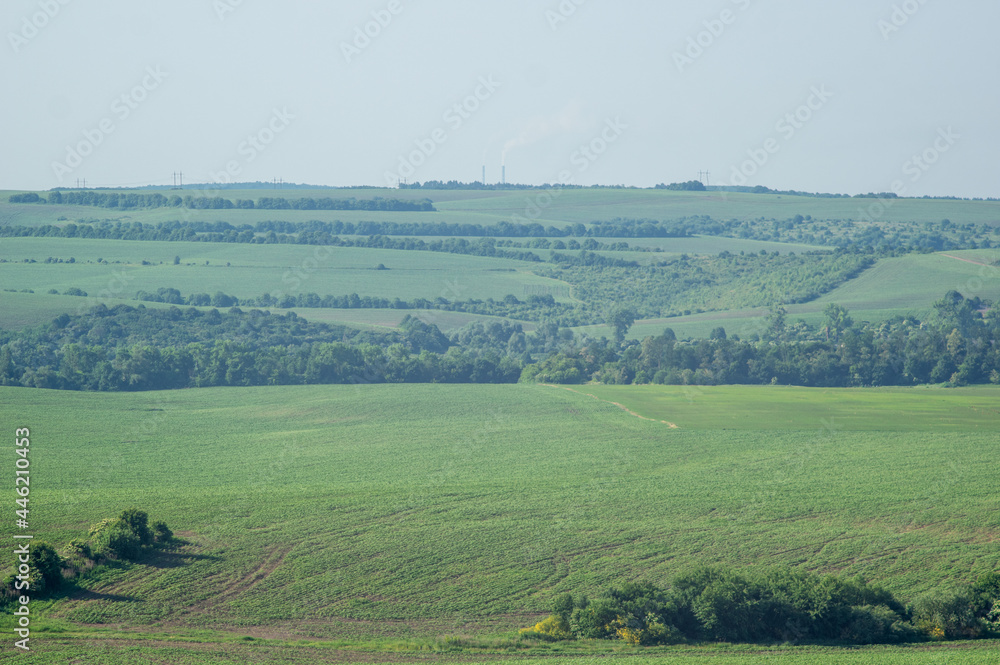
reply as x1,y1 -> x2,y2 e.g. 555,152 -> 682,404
609,307 -> 637,343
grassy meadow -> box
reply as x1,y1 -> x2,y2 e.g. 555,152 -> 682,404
0,238 -> 560,302
1,383 -> 998,659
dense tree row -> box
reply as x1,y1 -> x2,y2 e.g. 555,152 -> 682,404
703,215 -> 996,252
0,217 -> 694,241
0,306 -> 531,390
522,293 -> 1000,387
4,293 -> 1000,391
131,288 -> 577,324
521,568 -> 1000,645
1,339 -> 523,390
654,180 -> 706,191
0,304 -> 460,357
10,210 -> 992,254
10,192 -> 434,212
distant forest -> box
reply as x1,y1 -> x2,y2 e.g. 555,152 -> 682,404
9,191 -> 435,211
2,292 -> 998,391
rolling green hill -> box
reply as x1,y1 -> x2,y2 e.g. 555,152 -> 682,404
4,187 -> 1000,229
1,383 -> 998,660
3,186 -> 998,336
0,238 -> 565,304
4,185 -> 1000,661
569,249 -> 999,341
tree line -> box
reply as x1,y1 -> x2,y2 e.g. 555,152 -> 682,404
0,224 -> 654,267
10,192 -> 434,211
4,292 -> 1000,391
520,567 -> 1000,645
522,293 -> 1000,387
0,306 -> 527,390
0,217 -> 695,240
129,287 -> 573,324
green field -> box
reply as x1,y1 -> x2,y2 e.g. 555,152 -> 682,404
9,639 -> 1000,663
5,188 -> 1000,229
3,188 -> 999,336
8,239 -> 992,339
565,249 -> 1000,341
3,186 -> 1000,662
0,237 -> 566,304
1,383 -> 998,659
432,189 -> 1000,227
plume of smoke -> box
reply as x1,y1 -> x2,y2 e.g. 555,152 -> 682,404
501,101 -> 591,165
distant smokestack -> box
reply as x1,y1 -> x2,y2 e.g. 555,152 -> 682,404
502,165 -> 506,185
482,165 -> 486,185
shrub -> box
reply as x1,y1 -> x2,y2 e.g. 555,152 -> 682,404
609,614 -> 683,645
62,539 -> 92,560
94,523 -> 143,561
985,602 -> 1000,633
87,518 -> 117,539
520,614 -> 572,640
30,543 -> 64,595
571,599 -> 619,639
970,572 -> 1000,617
118,508 -> 154,547
912,590 -> 983,639
552,592 -> 574,620
841,604 -> 914,644
152,521 -> 173,544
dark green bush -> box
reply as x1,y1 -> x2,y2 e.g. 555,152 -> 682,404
94,523 -> 143,561
970,572 -> 1000,617
117,508 -> 154,547
30,543 -> 64,595
911,590 -> 983,639
570,599 -> 619,639
152,520 -> 173,544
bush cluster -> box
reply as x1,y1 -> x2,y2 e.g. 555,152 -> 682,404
520,568 -> 1000,646
2,509 -> 172,602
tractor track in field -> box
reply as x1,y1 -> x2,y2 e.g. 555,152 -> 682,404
544,384 -> 679,428
181,545 -> 292,617
940,253 -> 993,268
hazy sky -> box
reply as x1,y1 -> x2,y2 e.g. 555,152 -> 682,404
3,0 -> 997,197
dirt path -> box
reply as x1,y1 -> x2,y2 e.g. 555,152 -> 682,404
545,384 -> 679,428
940,253 -> 993,268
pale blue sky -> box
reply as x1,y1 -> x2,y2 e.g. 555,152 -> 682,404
3,0 -> 997,197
